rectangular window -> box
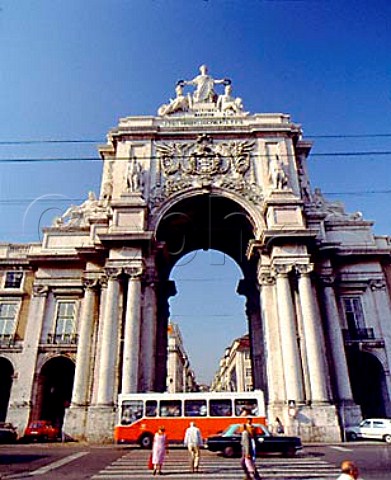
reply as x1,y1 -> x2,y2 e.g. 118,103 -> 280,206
146,400 -> 157,417
234,398 -> 258,417
121,400 -> 143,425
184,399 -> 207,417
209,399 -> 232,417
342,297 -> 365,331
4,272 -> 23,289
245,368 -> 252,378
0,302 -> 18,338
54,301 -> 76,342
159,400 -> 181,417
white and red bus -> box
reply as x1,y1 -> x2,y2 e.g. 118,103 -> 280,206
114,390 -> 265,447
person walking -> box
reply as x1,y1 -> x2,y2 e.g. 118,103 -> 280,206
151,426 -> 168,476
337,460 -> 363,480
240,423 -> 260,480
184,421 -> 203,473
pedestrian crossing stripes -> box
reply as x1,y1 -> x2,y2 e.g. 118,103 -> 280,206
91,450 -> 341,479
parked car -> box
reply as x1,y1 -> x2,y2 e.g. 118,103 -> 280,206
346,418 -> 391,443
206,423 -> 302,457
0,422 -> 18,443
21,420 -> 60,442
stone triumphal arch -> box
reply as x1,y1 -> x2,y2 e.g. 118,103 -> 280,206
4,66 -> 391,443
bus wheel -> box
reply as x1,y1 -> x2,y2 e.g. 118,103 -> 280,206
139,433 -> 153,449
223,446 -> 235,458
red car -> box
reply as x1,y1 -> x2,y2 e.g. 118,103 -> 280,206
22,420 -> 60,442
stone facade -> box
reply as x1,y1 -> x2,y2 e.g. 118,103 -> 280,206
211,334 -> 253,392
1,66 -> 391,442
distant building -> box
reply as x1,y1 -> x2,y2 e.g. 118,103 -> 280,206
166,322 -> 198,393
211,335 -> 253,392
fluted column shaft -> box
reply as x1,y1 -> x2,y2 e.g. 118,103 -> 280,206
297,266 -> 328,402
122,267 -> 143,394
139,278 -> 157,392
71,279 -> 98,406
275,268 -> 303,401
96,270 -> 121,405
321,277 -> 354,402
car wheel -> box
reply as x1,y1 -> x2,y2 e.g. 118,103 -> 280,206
384,434 -> 391,444
139,433 -> 153,449
282,447 -> 296,457
348,432 -> 358,441
223,446 -> 235,458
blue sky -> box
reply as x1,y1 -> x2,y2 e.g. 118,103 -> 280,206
1,0 -> 391,383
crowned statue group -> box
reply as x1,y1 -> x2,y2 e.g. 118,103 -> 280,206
158,65 -> 246,116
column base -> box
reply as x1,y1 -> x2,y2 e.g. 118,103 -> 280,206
85,405 -> 117,443
6,401 -> 32,438
267,402 -> 341,442
63,405 -> 88,441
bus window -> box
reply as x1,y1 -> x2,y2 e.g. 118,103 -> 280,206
121,400 -> 143,425
160,400 -> 182,417
209,399 -> 232,417
234,398 -> 258,417
184,399 -> 207,417
146,400 -> 157,417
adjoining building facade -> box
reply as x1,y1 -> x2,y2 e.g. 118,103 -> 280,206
166,322 -> 198,393
1,66 -> 391,442
211,334 -> 253,392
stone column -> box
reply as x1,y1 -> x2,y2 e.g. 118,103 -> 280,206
121,265 -> 144,394
139,274 -> 157,392
320,274 -> 354,403
71,279 -> 99,406
274,265 -> 303,401
237,279 -> 265,393
296,264 -> 329,403
154,280 -> 177,392
64,278 -> 99,439
96,267 -> 122,405
7,285 -> 49,434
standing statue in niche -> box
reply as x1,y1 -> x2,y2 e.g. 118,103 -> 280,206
127,160 -> 144,194
217,84 -> 244,114
179,65 -> 230,104
269,155 -> 288,190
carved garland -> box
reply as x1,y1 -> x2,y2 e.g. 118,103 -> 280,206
150,135 -> 262,208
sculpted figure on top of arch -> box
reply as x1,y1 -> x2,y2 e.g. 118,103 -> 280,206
53,191 -> 110,228
157,65 -> 246,116
312,187 -> 363,220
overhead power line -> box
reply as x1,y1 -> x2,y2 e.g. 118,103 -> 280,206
1,151 -> 391,163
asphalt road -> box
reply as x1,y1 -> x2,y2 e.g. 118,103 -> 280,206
0,442 -> 390,479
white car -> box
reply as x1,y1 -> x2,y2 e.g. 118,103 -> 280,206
346,418 -> 391,443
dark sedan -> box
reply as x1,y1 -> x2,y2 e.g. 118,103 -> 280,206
206,423 -> 302,457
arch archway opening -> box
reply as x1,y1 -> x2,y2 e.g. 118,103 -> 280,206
37,356 -> 75,429
347,349 -> 389,418
155,194 -> 263,392
0,357 -> 14,422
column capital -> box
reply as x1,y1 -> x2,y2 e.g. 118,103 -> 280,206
369,278 -> 386,291
318,274 -> 336,287
32,285 -> 49,297
104,266 -> 123,279
258,272 -> 276,286
82,278 -> 100,290
295,263 -> 314,276
272,264 -> 293,277
124,265 -> 144,279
